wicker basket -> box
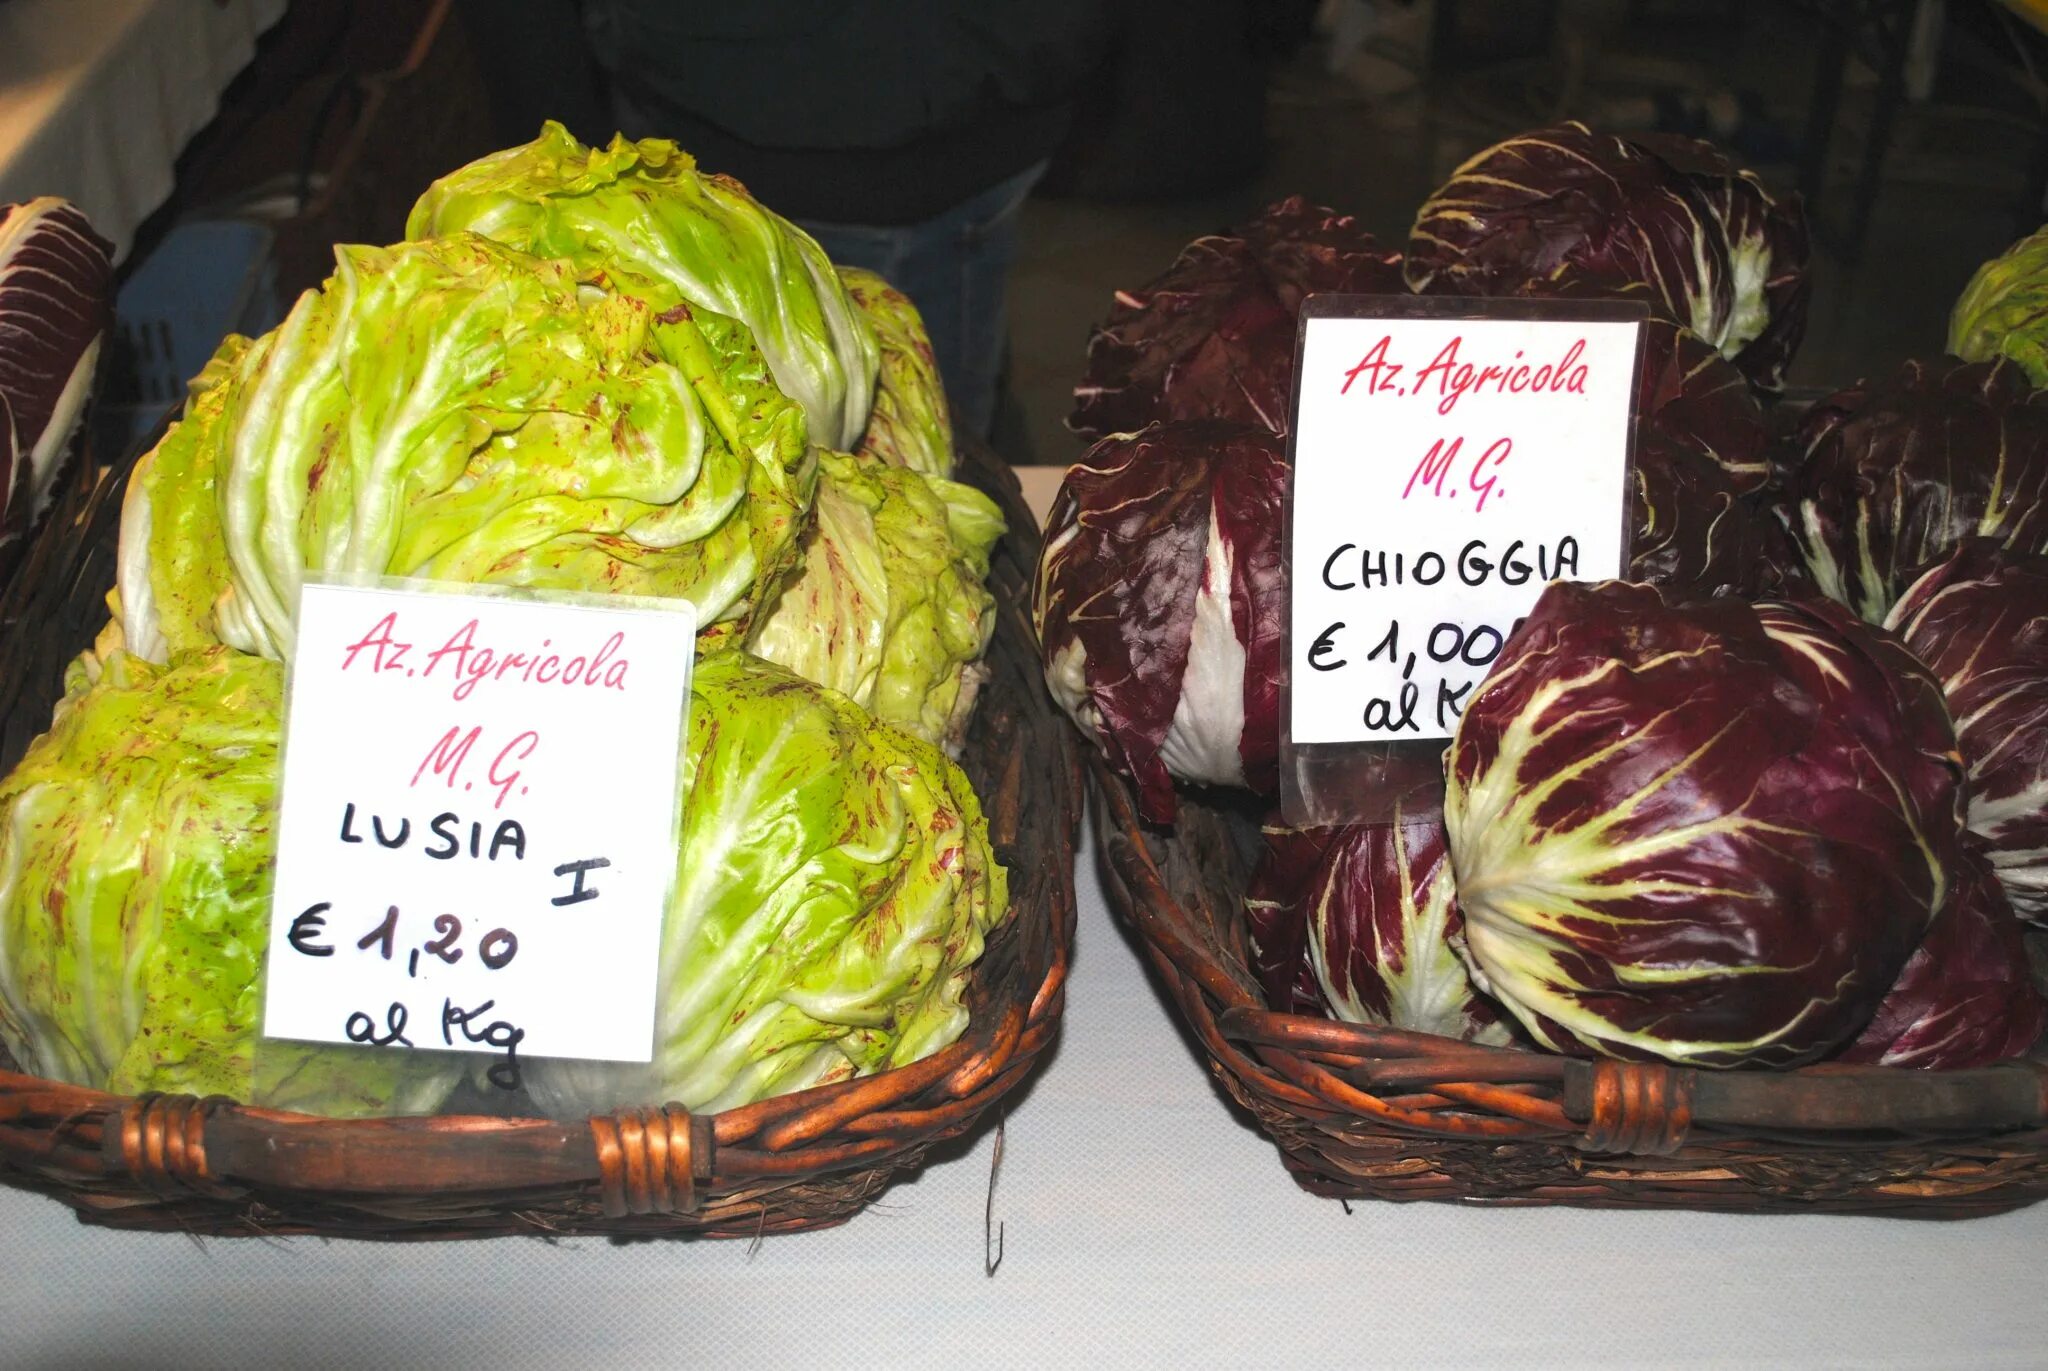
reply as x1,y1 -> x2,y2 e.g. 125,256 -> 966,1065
0,429 -> 1081,1240
1093,762 -> 2048,1216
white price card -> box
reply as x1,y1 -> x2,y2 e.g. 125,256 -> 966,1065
261,580 -> 696,1080
1288,298 -> 1642,747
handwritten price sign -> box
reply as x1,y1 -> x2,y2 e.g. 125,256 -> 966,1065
261,581 -> 697,1087
1288,298 -> 1641,746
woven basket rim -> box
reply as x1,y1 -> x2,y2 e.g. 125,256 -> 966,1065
1090,747 -> 2048,1216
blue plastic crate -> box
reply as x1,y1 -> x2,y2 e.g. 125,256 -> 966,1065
98,218 -> 284,453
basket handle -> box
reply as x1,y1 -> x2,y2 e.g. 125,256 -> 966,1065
101,1091 -> 713,1213
589,1105 -> 716,1218
111,1093 -> 245,1200
1563,1059 -> 2048,1155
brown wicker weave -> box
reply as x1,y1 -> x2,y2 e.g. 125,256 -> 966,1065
1094,763 -> 2048,1216
0,428 -> 1080,1240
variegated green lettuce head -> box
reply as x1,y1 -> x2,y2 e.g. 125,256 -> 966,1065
526,651 -> 1008,1116
406,121 -> 879,451
839,266 -> 953,476
0,647 -> 462,1116
116,233 -> 812,661
748,450 -> 1002,752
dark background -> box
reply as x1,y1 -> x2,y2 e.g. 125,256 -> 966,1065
115,0 -> 2048,465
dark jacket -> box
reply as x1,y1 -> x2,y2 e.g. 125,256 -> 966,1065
584,0 -> 1111,224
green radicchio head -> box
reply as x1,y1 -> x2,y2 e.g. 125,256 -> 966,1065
116,234 -> 813,662
406,121 -> 878,451
748,449 -> 1001,753
0,648 -> 462,1116
526,651 -> 1008,1115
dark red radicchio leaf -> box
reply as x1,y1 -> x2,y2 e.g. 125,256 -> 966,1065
1301,804 -> 1508,1043
1069,234 -> 1296,438
0,389 -> 15,529
1034,421 -> 1288,822
1625,315 -> 1795,597
1628,132 -> 1812,394
1632,315 -> 1767,488
1405,122 -> 1809,394
1244,815 -> 1339,1015
1752,595 -> 1968,868
1629,426 -> 1776,596
1781,358 -> 2048,623
0,198 -> 112,542
1234,195 -> 1410,307
1836,847 -> 2045,1068
1069,197 -> 1405,440
1887,540 -> 2048,922
1444,580 -> 1965,1068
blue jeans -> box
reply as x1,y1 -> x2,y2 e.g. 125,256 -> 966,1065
800,161 -> 1045,442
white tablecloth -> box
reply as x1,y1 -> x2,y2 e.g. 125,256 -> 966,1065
1,810 -> 2044,1369
0,0 -> 287,261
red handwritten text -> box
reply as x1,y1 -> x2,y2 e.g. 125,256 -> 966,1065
410,726 -> 541,811
1401,435 -> 1513,512
339,613 -> 633,703
1339,335 -> 1402,396
1414,335 -> 1588,417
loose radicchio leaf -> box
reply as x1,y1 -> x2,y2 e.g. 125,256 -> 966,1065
1244,814 -> 1339,1014
1444,580 -> 1965,1068
1887,540 -> 2048,920
1068,197 -> 1405,440
0,198 -> 112,541
1782,358 -> 2048,623
1302,806 -> 1510,1043
1836,847 -> 2046,1068
1034,421 -> 1287,822
1406,122 -> 1809,393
